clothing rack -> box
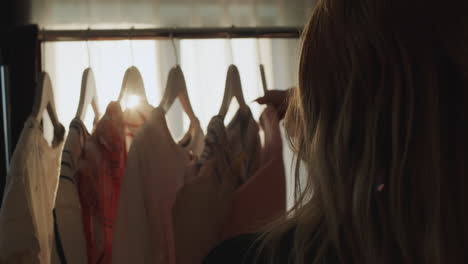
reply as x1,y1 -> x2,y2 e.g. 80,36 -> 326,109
39,27 -> 302,42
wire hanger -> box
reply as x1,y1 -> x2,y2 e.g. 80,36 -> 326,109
118,27 -> 149,105
76,28 -> 100,124
158,32 -> 197,122
31,72 -> 65,146
218,27 -> 247,120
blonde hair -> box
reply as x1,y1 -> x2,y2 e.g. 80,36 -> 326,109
259,0 -> 468,263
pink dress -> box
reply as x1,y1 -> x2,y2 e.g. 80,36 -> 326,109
222,106 -> 287,240
76,102 -> 127,264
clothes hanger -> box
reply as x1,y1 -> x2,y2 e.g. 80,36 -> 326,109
158,34 -> 197,122
218,28 -> 248,120
159,66 -> 197,122
76,68 -> 100,124
118,66 -> 149,105
259,64 -> 268,94
76,32 -> 100,124
218,65 -> 248,119
118,27 -> 149,105
256,37 -> 268,94
31,72 -> 65,145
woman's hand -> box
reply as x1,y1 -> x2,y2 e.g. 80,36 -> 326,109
255,89 -> 292,120
173,156 -> 240,264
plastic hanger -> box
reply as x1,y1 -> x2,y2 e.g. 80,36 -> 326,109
219,28 -> 248,119
31,72 -> 65,145
159,65 -> 197,122
118,66 -> 149,105
218,64 -> 248,119
159,34 -> 197,121
76,68 -> 100,124
256,37 -> 268,95
76,29 -> 100,124
118,27 -> 149,106
259,64 -> 268,94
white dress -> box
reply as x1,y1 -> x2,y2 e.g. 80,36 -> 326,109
112,107 -> 204,264
0,117 -> 64,263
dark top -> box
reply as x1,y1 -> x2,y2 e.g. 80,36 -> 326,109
204,231 -> 339,264
203,234 -> 261,264
203,232 -> 295,264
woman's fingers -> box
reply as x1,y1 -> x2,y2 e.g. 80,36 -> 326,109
255,90 -> 288,105
255,89 -> 292,120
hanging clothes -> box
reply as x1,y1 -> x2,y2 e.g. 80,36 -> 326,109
0,117 -> 64,263
200,107 -> 261,186
122,103 -> 153,152
172,152 -> 239,264
112,106 -> 204,264
75,102 -> 127,264
198,116 -> 237,187
51,118 -> 89,264
225,107 -> 262,184
173,106 -> 262,264
221,105 -> 286,240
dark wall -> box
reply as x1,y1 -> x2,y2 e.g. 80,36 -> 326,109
0,0 -> 31,28
0,0 -> 37,205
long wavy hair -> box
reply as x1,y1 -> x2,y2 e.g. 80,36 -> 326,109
260,0 -> 468,263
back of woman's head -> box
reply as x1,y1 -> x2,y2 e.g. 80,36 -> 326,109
264,0 -> 468,263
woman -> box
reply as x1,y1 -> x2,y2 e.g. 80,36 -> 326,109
174,0 -> 468,263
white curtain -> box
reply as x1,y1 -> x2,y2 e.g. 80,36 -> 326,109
38,0 -> 307,211
32,0 -> 314,29
43,36 -> 300,209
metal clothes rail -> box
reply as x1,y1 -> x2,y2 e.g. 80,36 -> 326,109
39,27 -> 302,41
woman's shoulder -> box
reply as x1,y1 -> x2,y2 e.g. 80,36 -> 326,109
203,233 -> 261,264
203,230 -> 296,264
